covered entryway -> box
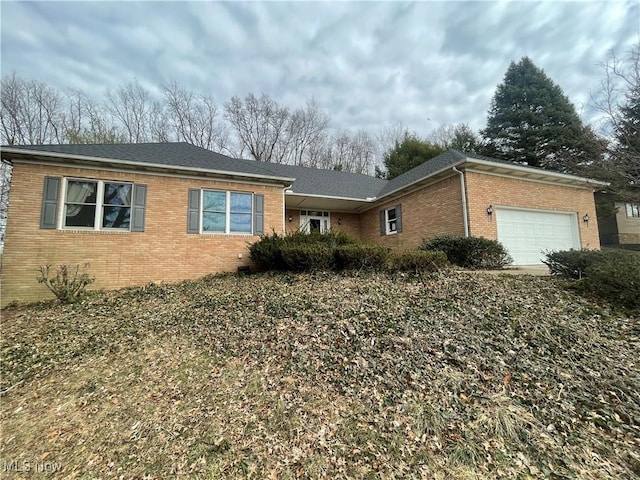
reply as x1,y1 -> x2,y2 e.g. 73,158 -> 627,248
496,208 -> 580,265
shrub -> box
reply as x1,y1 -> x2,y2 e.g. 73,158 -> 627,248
544,249 -> 640,310
281,244 -> 335,272
248,231 -> 287,271
37,264 -> 95,303
250,230 -> 365,272
387,250 -> 449,274
284,229 -> 357,248
420,235 -> 512,269
542,249 -> 604,279
335,244 -> 389,271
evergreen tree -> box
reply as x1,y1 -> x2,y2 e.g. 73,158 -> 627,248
382,133 -> 445,179
482,57 -> 598,171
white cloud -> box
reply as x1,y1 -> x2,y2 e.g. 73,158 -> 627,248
1,0 -> 637,142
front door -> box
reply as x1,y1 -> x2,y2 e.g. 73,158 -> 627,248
299,210 -> 330,233
309,218 -> 321,233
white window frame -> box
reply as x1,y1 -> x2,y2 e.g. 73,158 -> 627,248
625,202 -> 639,219
61,178 -> 133,231
299,210 -> 331,233
385,207 -> 398,235
200,190 -> 254,235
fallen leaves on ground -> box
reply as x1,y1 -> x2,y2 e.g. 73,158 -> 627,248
1,271 -> 638,479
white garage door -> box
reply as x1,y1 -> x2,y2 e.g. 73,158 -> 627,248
496,208 -> 580,265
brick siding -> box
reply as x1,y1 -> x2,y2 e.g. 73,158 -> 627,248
1,163 -> 285,305
2,163 -> 602,305
360,175 -> 465,250
464,170 -> 600,249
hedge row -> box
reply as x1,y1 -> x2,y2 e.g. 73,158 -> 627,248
420,235 -> 512,269
249,231 -> 449,274
543,249 -> 640,310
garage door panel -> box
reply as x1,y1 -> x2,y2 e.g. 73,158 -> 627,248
496,208 -> 580,265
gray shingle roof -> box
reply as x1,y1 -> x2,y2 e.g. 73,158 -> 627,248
377,149 -> 467,197
262,162 -> 387,199
4,142 -> 289,180
2,143 -> 601,202
2,142 -> 388,199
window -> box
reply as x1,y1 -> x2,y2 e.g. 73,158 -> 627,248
386,207 -> 397,233
380,204 -> 402,235
40,176 -> 146,232
64,179 -> 132,229
189,189 -> 263,235
626,203 -> 639,218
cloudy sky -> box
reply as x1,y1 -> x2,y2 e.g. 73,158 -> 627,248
1,1 -> 637,138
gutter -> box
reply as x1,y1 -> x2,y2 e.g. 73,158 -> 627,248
467,157 -> 609,188
1,148 -> 295,185
284,190 -> 377,203
452,166 -> 469,237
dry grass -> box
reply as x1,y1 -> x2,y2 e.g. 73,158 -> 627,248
1,271 -> 639,478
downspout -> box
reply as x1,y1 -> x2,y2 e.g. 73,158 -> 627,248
283,186 -> 289,236
452,167 -> 469,237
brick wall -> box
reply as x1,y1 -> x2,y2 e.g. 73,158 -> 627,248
1,163 -> 285,305
360,176 -> 465,250
465,170 -> 600,249
284,209 -> 362,238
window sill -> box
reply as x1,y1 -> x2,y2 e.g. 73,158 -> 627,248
199,232 -> 256,236
58,228 -> 132,234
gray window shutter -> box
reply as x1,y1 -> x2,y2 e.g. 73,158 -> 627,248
395,204 -> 402,233
40,176 -> 60,229
379,210 -> 386,236
130,184 -> 147,232
253,194 -> 264,235
187,189 -> 200,233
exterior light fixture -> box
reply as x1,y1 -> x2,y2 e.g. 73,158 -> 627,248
288,215 -> 293,222
487,205 -> 494,215
338,218 -> 342,225
583,213 -> 589,223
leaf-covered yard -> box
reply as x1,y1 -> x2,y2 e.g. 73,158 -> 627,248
1,272 -> 638,479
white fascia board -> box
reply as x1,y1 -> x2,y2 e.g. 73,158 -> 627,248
285,191 -> 375,203
465,157 -> 609,187
377,157 -> 609,201
2,148 -> 296,184
376,163 -> 462,200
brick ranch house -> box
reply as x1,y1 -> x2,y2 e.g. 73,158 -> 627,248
0,143 -> 605,305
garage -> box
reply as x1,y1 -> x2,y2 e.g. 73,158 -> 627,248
496,208 -> 581,265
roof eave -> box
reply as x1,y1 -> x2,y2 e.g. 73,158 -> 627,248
464,157 -> 609,188
376,161 -> 464,200
1,147 -> 295,185
285,191 -> 376,203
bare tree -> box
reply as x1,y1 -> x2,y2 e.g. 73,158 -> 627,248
62,89 -> 123,144
427,123 -> 482,153
106,80 -> 153,142
320,129 -> 376,175
1,73 -> 63,145
0,160 -> 12,250
224,93 -> 291,162
427,124 -> 456,149
591,41 -> 640,201
162,81 -> 230,153
374,122 -> 410,176
149,101 -> 170,143
285,99 -> 330,166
